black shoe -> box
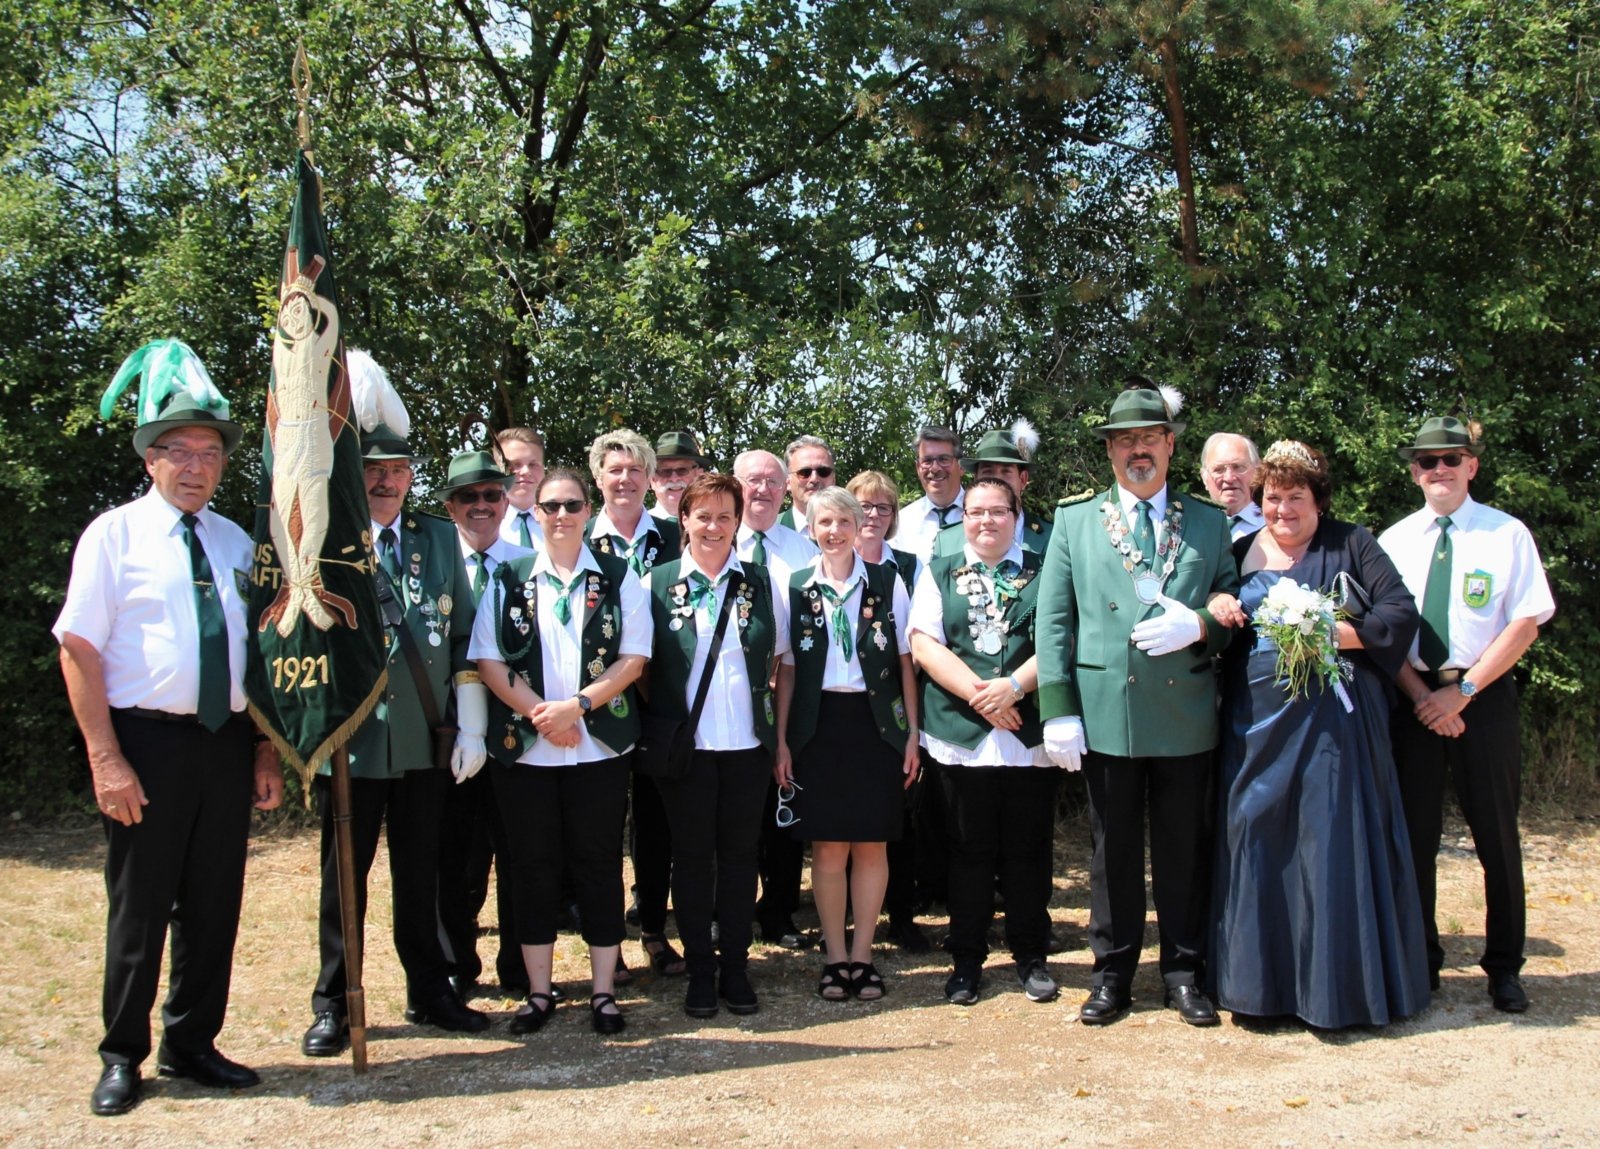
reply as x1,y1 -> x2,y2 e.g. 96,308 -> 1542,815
945,963 -> 982,1006
405,991 -> 492,1033
448,974 -> 478,1002
887,918 -> 932,954
156,1045 -> 261,1089
90,1064 -> 140,1117
1017,959 -> 1059,1003
1079,986 -> 1133,1026
1164,985 -> 1220,1027
720,967 -> 760,1015
590,992 -> 626,1035
759,918 -> 809,950
1489,973 -> 1529,1013
509,992 -> 556,1035
685,971 -> 719,1019
1429,968 -> 1442,992
301,1010 -> 350,1057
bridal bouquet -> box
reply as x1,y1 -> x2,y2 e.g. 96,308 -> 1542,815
1254,579 -> 1344,702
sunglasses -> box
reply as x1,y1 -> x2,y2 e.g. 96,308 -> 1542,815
795,466 -> 834,479
775,780 -> 803,828
452,488 -> 505,505
537,498 -> 588,515
1414,453 -> 1464,471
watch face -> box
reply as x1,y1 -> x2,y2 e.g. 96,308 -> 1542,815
1459,680 -> 1477,697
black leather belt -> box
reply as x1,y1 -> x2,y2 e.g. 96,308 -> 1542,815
115,706 -> 202,725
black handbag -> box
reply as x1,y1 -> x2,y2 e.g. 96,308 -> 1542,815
636,585 -> 735,780
1330,570 -> 1372,620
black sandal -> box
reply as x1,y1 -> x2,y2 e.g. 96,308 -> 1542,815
509,991 -> 555,1035
851,961 -> 886,1001
641,933 -> 687,976
818,962 -> 852,1001
590,992 -> 626,1035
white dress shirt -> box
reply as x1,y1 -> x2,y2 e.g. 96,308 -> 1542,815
589,506 -> 666,567
499,506 -> 546,551
1227,501 -> 1266,541
643,554 -> 791,751
459,535 -> 534,600
893,488 -> 965,564
1379,496 -> 1554,670
908,543 -> 1050,767
780,554 -> 912,690
54,489 -> 254,714
737,519 -> 815,591
469,545 -> 654,765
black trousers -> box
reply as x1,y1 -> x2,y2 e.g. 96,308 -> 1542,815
1393,674 -> 1526,976
492,757 -> 629,947
884,751 -> 940,922
755,778 -> 805,931
1081,749 -> 1214,991
101,710 -> 253,1067
940,763 -> 1061,967
312,769 -> 451,1014
436,769 -> 522,989
629,771 -> 674,935
657,747 -> 771,972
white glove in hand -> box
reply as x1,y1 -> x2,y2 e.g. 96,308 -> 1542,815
1129,593 -> 1203,656
1043,716 -> 1086,773
451,682 -> 489,783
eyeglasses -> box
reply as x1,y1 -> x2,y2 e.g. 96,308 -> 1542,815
859,501 -> 895,517
795,466 -> 834,479
656,465 -> 698,480
1414,453 -> 1464,471
1206,463 -> 1252,477
151,445 -> 224,467
453,488 -> 505,506
364,462 -> 413,480
742,475 -> 783,490
775,781 -> 803,828
918,453 -> 957,469
1110,430 -> 1169,450
537,498 -> 587,515
965,507 -> 1016,520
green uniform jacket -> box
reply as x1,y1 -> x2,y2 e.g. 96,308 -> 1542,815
785,561 -> 910,757
1035,487 -> 1237,758
645,559 -> 778,752
919,550 -> 1044,751
339,510 -> 476,779
482,548 -> 641,764
933,511 -> 1053,558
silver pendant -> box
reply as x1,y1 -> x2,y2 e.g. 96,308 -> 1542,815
669,617 -> 684,631
1134,573 -> 1162,605
427,631 -> 442,647
975,628 -> 1002,656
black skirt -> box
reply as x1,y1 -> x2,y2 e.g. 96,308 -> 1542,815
790,691 -> 904,842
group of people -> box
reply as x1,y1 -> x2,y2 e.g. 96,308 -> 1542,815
57,339 -> 1555,1118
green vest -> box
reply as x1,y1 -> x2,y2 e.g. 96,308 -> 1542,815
645,559 -> 778,752
785,560 -> 909,757
918,550 -> 1044,751
888,546 -> 918,595
483,548 -> 641,764
589,515 -> 681,572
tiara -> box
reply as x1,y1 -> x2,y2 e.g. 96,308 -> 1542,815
1263,440 -> 1319,469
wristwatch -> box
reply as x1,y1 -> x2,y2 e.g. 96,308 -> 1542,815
1007,675 -> 1025,701
1458,679 -> 1478,701
574,693 -> 593,713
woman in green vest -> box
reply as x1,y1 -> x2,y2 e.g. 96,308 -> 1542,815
775,486 -> 919,1002
471,467 -> 652,1036
846,470 -> 918,593
642,473 -> 788,1019
907,477 -> 1059,1007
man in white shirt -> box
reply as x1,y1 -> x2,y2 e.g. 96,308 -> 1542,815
495,426 -> 546,551
734,449 -> 816,582
1380,416 -> 1555,1013
1199,432 -> 1266,541
56,341 -> 282,1116
779,435 -> 836,540
893,425 -> 965,564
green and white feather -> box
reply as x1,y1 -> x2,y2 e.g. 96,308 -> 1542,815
99,339 -> 229,426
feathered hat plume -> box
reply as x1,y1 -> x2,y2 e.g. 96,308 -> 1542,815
1009,417 -> 1040,461
100,339 -> 230,425
347,348 -> 409,437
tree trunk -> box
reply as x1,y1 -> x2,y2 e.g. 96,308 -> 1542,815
1157,36 -> 1201,271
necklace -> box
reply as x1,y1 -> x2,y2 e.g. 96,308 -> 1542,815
1100,497 -> 1185,604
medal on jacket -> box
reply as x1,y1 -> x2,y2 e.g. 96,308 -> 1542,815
1101,499 -> 1184,605
958,564 -> 1008,655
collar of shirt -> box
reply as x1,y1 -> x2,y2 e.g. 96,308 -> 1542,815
679,551 -> 744,586
962,542 -> 1025,569
142,487 -> 195,537
800,552 -> 868,591
532,546 -> 602,581
371,513 -> 403,537
591,507 -> 657,545
1429,495 -> 1480,533
460,535 -> 529,569
1116,484 -> 1169,524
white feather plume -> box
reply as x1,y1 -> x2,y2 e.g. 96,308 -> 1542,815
346,348 -> 410,437
1158,385 -> 1184,419
1010,417 -> 1040,461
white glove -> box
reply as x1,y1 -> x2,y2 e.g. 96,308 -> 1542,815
1129,593 -> 1204,656
451,681 -> 489,783
1043,716 -> 1086,773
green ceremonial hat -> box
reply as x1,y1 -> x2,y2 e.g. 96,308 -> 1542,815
360,423 -> 426,463
655,428 -> 712,468
438,449 -> 512,498
962,423 -> 1036,470
1397,416 -> 1482,461
101,339 -> 243,457
1093,385 -> 1186,439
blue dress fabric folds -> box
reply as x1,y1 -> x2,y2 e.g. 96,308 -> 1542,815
1211,519 -> 1432,1028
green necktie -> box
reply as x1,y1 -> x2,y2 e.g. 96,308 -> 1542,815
1419,515 -> 1454,670
975,559 -> 1021,604
516,511 -> 534,550
547,570 -> 583,625
817,580 -> 857,661
1132,500 -> 1157,568
751,530 -> 768,566
181,513 -> 232,733
688,570 -> 725,614
378,526 -> 400,581
472,551 -> 490,604
611,534 -> 645,577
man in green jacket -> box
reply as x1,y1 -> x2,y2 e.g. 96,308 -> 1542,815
1036,383 -> 1240,1027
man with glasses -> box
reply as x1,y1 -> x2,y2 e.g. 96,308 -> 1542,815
494,426 -> 546,551
437,450 -> 534,1001
1199,432 -> 1265,541
57,341 -> 283,1116
650,429 -> 711,521
302,412 -> 491,1057
933,421 -> 1053,557
1036,382 -> 1240,1027
1380,416 -> 1554,1013
779,435 -> 835,542
893,426 -> 965,564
